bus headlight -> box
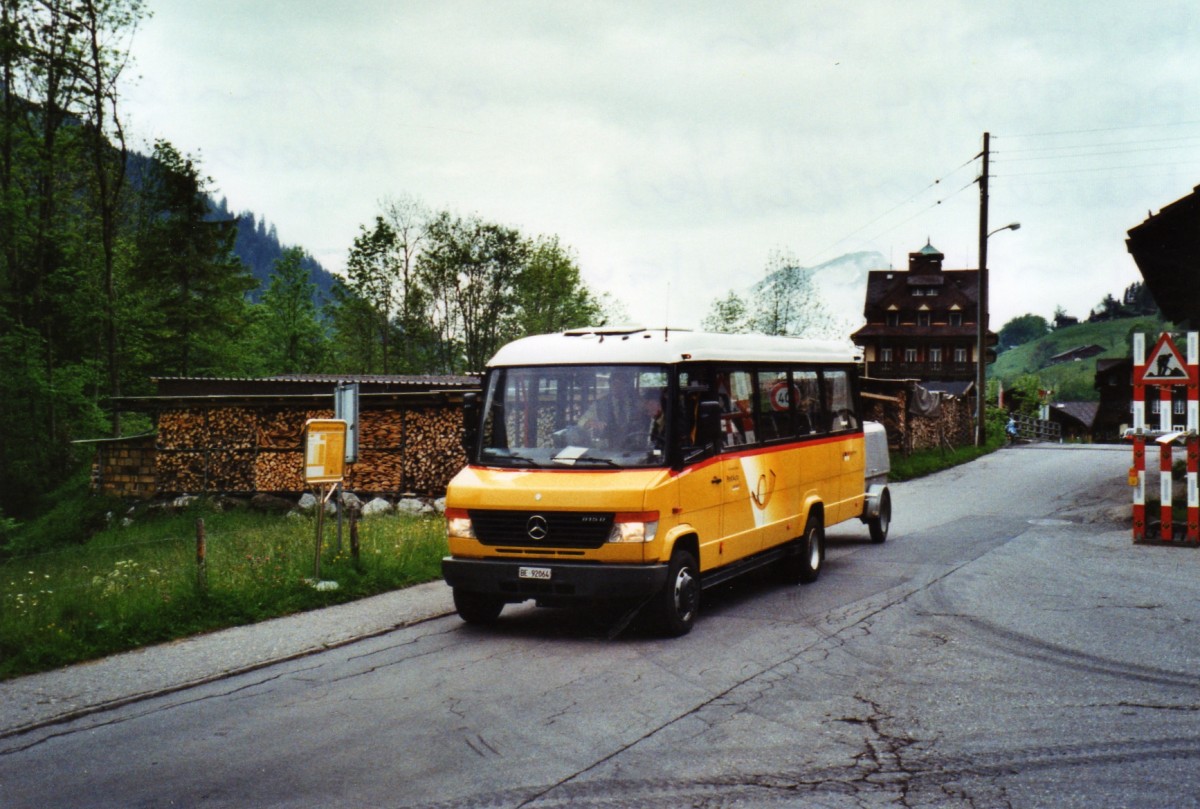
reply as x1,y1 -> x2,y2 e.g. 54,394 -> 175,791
608,512 -> 659,543
445,507 -> 476,539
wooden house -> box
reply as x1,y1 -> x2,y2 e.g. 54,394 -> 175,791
850,241 -> 995,386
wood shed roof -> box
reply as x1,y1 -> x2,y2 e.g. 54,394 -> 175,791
113,374 -> 480,410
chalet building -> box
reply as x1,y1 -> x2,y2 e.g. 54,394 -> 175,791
850,241 -> 996,394
1047,401 -> 1100,442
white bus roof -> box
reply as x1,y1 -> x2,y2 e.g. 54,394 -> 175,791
487,326 -> 863,368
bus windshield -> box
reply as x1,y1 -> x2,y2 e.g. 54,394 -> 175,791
478,365 -> 670,469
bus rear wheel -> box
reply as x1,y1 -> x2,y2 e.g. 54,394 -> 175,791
869,488 -> 891,544
781,513 -> 824,585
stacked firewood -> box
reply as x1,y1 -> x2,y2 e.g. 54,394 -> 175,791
153,403 -> 463,496
254,450 -> 305,492
402,407 -> 466,492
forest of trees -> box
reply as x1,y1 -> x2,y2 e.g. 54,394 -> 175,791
0,1 -> 608,524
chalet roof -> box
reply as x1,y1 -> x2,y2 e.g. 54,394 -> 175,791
1127,184 -> 1200,325
1050,401 -> 1100,429
1095,357 -> 1131,380
1047,344 -> 1105,364
860,267 -> 981,313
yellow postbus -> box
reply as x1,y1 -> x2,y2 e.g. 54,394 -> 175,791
442,326 -> 891,635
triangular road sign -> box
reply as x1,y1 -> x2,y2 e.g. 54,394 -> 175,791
1140,332 -> 1194,384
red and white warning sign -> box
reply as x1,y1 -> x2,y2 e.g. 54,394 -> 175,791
1138,332 -> 1196,385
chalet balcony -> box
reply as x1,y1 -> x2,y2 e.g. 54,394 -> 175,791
867,361 -> 976,381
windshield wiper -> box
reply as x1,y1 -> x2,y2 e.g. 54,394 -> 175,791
480,450 -> 540,467
557,455 -> 621,467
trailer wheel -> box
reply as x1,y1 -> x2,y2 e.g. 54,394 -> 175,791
651,549 -> 699,637
453,589 -> 504,625
868,488 -> 891,544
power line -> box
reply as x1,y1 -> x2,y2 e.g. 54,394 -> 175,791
998,121 -> 1200,139
999,134 -> 1200,155
802,156 -> 977,265
998,143 -> 1200,163
998,159 -> 1200,179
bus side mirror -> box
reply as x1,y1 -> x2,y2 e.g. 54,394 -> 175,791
696,401 -> 723,451
462,392 -> 480,453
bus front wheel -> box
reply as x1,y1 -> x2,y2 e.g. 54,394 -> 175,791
651,549 -> 699,637
453,589 -> 505,625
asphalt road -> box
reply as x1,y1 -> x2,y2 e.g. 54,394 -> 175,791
3,444 -> 1198,808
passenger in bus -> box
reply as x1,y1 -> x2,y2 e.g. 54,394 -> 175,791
638,387 -> 665,449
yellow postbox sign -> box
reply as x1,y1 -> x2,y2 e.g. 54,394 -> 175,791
304,419 -> 347,483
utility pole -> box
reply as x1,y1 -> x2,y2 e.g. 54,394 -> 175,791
975,132 -> 991,446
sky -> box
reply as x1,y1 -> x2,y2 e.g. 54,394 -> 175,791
120,1 -> 1200,334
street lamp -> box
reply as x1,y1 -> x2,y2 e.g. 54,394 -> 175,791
975,220 -> 1021,446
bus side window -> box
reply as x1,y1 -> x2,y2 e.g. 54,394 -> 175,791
793,368 -> 823,436
720,369 -> 755,448
676,368 -> 719,462
757,368 -> 790,441
823,368 -> 859,432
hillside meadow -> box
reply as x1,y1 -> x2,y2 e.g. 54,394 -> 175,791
992,315 -> 1172,401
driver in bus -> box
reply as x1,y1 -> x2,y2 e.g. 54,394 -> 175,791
579,370 -> 640,446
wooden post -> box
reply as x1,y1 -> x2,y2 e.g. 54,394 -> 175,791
196,517 -> 207,591
350,506 -> 361,565
313,485 -> 325,580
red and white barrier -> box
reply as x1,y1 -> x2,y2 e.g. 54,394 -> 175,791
1132,331 -> 1199,543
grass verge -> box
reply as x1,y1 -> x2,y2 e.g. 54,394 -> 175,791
889,434 -> 1007,482
0,500 -> 447,680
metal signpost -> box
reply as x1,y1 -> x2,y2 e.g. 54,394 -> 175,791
334,384 -> 359,552
304,418 -> 347,585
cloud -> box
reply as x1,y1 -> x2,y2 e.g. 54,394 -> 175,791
123,1 -> 1200,331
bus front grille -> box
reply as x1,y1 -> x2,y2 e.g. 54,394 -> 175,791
470,510 -> 613,549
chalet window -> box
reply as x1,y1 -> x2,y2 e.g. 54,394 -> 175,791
880,347 -> 893,362
954,347 -> 967,363
948,311 -> 962,326
1176,399 -> 1186,415
886,312 -> 899,326
929,347 -> 942,364
917,312 -> 931,327
904,347 -> 918,363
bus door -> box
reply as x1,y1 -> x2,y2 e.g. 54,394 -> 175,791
823,367 -> 865,524
674,368 -> 724,570
793,368 -> 839,523
716,369 -> 762,560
